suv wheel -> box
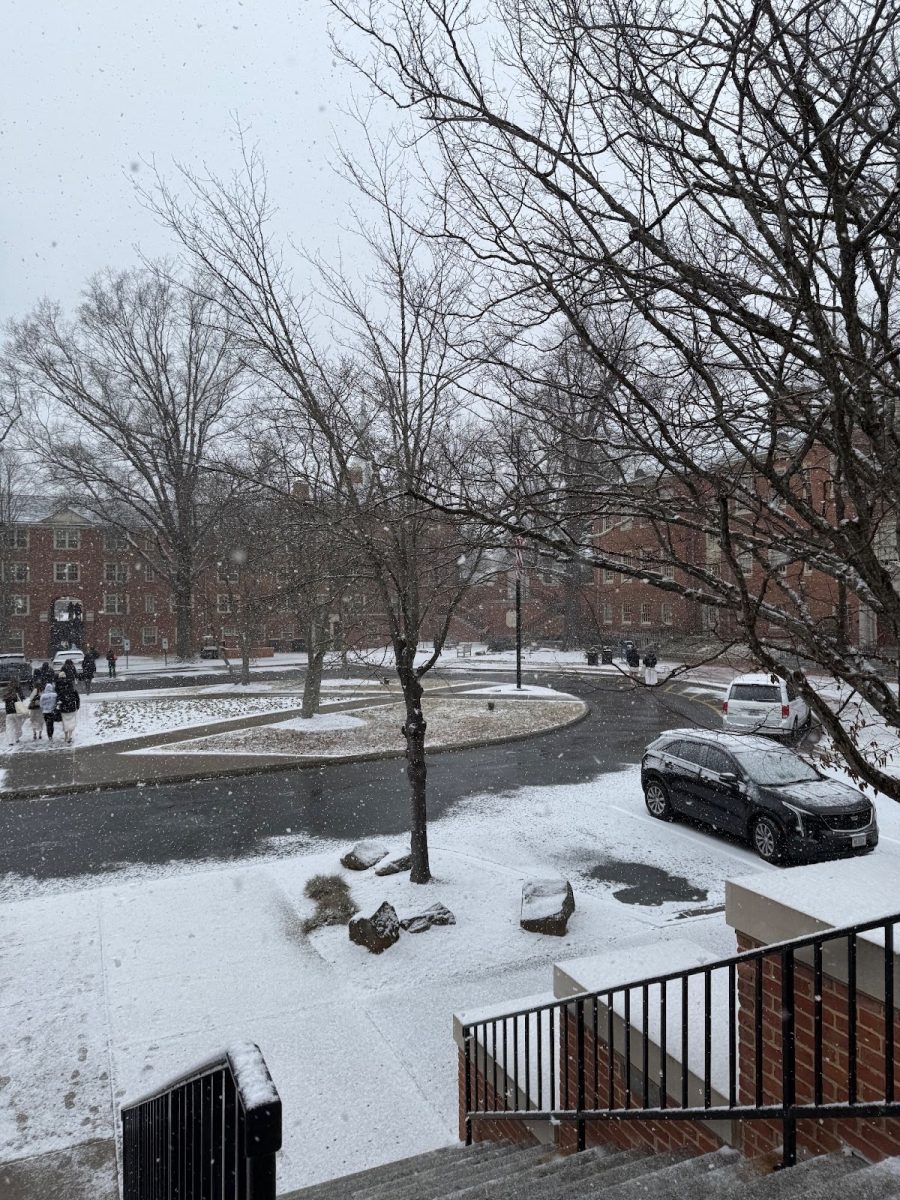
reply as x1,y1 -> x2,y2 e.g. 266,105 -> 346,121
645,779 -> 674,821
752,815 -> 783,863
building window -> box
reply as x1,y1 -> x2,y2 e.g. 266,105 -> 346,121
662,562 -> 675,581
109,626 -> 124,646
54,528 -> 81,549
104,593 -> 126,614
221,626 -> 238,640
104,563 -> 129,583
640,603 -> 652,625
217,594 -> 232,614
142,626 -> 158,646
3,527 -> 28,549
602,603 -> 613,624
104,530 -> 128,551
705,532 -> 720,561
661,603 -> 673,626
803,559 -> 814,576
54,562 -> 80,582
738,551 -> 753,576
770,548 -> 788,572
622,603 -> 633,625
603,567 -> 616,584
620,516 -> 633,531
10,595 -> 29,616
144,594 -> 157,614
601,514 -> 614,533
2,630 -> 24,651
218,567 -> 239,583
5,562 -> 28,583
144,563 -> 156,582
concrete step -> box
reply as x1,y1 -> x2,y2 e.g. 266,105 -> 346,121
739,1153 -> 866,1199
438,1146 -> 632,1200
0,1138 -> 119,1200
811,1158 -> 900,1200
591,1149 -> 740,1200
278,1143 -> 499,1200
358,1143 -> 551,1200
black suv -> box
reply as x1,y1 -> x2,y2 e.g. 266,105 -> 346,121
641,729 -> 878,863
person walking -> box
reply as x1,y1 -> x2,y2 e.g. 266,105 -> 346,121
106,648 -> 117,678
62,657 -> 78,686
4,680 -> 25,745
81,651 -> 96,694
36,661 -> 53,689
40,680 -> 58,740
55,672 -> 81,745
27,686 -> 44,740
642,647 -> 659,686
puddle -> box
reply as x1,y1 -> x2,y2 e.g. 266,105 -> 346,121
589,859 -> 709,907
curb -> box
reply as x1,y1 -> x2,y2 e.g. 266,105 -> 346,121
0,701 -> 590,803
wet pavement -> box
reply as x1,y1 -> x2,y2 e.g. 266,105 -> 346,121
589,859 -> 709,906
0,672 -> 713,886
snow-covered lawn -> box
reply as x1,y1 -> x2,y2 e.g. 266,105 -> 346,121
133,697 -> 585,758
0,759 -> 799,1192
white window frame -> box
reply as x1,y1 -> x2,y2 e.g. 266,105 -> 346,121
104,562 -> 129,583
10,595 -> 29,616
6,562 -> 28,583
104,593 -> 126,614
103,530 -> 128,551
602,603 -> 613,625
640,603 -> 652,625
144,594 -> 157,614
661,603 -> 673,626
217,594 -> 232,614
54,562 -> 80,582
54,528 -> 81,550
622,603 -> 633,625
141,626 -> 158,646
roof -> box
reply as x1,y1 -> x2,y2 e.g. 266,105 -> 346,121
654,728 -> 794,754
12,496 -> 101,526
727,672 -> 785,686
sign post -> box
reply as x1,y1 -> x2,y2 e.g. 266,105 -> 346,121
161,637 -> 168,668
122,638 -> 130,671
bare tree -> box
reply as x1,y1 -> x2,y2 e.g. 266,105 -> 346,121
6,266 -> 246,658
0,453 -> 27,654
335,0 -> 900,798
151,145 -> 490,880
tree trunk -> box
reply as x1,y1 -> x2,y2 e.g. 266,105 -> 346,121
301,617 -> 326,718
560,560 -> 582,651
174,580 -> 193,660
397,642 -> 430,883
239,628 -> 251,686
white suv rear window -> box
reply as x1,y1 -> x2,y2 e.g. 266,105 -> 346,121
730,684 -> 781,702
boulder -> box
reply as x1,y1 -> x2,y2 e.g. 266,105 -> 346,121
348,902 -> 401,954
401,902 -> 456,934
374,852 -> 412,877
340,840 -> 388,871
520,878 -> 575,936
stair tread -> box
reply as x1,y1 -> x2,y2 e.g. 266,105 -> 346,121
278,1144 -> 495,1200
358,1144 -> 551,1200
593,1149 -> 739,1200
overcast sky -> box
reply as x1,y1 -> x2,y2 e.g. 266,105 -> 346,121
1,0 -> 376,325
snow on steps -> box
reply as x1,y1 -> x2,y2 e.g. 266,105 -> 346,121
277,1144 -> 900,1200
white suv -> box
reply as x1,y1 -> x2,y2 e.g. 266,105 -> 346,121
722,672 -> 811,741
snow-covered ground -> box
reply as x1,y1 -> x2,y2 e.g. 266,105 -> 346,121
6,760 -> 894,1192
131,697 -> 585,759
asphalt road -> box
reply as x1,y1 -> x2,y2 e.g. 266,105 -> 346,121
0,673 -> 715,886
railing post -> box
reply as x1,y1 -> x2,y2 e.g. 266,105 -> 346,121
247,1151 -> 277,1200
463,1028 -> 473,1146
781,947 -> 797,1168
576,999 -> 586,1152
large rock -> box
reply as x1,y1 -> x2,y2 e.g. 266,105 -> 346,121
349,902 -> 401,953
401,902 -> 456,934
340,840 -> 388,871
520,878 -> 575,936
374,852 -> 412,877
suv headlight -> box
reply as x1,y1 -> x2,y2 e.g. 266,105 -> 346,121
782,802 -> 814,837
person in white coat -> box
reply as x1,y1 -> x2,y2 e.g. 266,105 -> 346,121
39,681 -> 58,741
4,680 -> 25,745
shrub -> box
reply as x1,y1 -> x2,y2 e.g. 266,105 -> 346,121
302,874 -> 358,932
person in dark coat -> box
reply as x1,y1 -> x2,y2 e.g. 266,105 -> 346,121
81,652 -> 96,694
642,647 -> 659,685
36,661 -> 53,689
106,649 -> 117,678
55,672 -> 81,745
62,658 -> 78,686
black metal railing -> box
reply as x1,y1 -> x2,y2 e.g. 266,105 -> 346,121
462,912 -> 900,1167
121,1042 -> 281,1199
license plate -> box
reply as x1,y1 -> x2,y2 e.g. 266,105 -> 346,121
851,834 -> 866,848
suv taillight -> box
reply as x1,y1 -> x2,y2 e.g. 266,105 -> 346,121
722,700 -> 728,714
781,704 -> 790,718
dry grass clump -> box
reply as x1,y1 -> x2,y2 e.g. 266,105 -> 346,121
302,874 -> 358,933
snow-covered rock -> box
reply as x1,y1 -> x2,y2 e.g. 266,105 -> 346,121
374,852 -> 412,876
520,877 -> 575,936
400,902 -> 456,934
340,840 -> 388,871
348,902 -> 401,953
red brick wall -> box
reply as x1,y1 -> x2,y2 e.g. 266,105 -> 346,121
735,933 -> 900,1162
457,1050 -> 541,1147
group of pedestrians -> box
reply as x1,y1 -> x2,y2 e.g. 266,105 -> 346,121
2,649 -> 102,748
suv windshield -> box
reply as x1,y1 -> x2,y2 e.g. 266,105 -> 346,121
730,684 -> 781,702
733,750 -> 819,786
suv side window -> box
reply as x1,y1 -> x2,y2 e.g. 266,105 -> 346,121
702,746 -> 737,775
785,680 -> 798,701
676,740 -> 707,767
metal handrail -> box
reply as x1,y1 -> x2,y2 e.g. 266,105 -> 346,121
121,1043 -> 282,1199
462,912 -> 900,1168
